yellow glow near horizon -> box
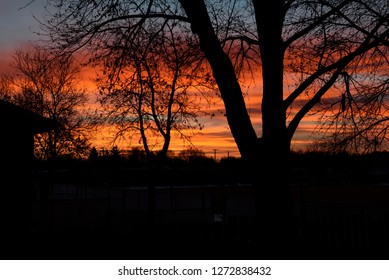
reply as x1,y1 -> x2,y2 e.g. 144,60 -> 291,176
0,52 -> 327,159
75,65 -> 329,158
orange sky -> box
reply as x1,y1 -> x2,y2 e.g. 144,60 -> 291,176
0,52 -> 321,159
83,68 -> 320,159
0,0 -> 322,159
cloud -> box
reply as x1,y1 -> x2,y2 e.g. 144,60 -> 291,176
0,0 -> 335,155
0,0 -> 46,70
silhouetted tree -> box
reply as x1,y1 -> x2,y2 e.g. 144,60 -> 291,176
0,74 -> 13,101
8,46 -> 93,159
127,147 -> 148,164
96,20 -> 214,162
178,147 -> 207,161
110,145 -> 121,159
177,147 -> 215,166
40,0 -> 389,255
88,146 -> 99,161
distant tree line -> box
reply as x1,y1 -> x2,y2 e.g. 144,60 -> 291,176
87,146 -> 219,167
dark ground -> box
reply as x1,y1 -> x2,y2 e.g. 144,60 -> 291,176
3,151 -> 389,260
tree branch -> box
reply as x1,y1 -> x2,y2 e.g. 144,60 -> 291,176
284,27 -> 389,109
283,0 -> 352,49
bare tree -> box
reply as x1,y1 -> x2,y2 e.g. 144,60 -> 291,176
0,74 -> 14,101
314,71 -> 389,154
96,20 -> 214,161
9,46 -> 93,159
39,0 -> 389,254
178,147 -> 208,161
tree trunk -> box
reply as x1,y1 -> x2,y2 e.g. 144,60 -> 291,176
253,0 -> 293,257
180,0 -> 293,257
179,0 -> 259,160
159,133 -> 171,161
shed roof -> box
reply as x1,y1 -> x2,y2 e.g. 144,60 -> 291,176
0,100 -> 58,134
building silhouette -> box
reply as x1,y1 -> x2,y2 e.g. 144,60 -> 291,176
0,100 -> 58,241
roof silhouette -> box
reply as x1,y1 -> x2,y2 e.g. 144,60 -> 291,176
0,99 -> 58,133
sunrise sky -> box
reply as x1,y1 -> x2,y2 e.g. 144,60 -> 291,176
0,0 -> 316,159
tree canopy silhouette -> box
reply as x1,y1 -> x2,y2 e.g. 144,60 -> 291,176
2,46 -> 93,159
39,0 -> 389,254
96,20 -> 215,161
40,0 -> 389,159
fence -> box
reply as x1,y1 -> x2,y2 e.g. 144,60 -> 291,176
30,180 -> 389,258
